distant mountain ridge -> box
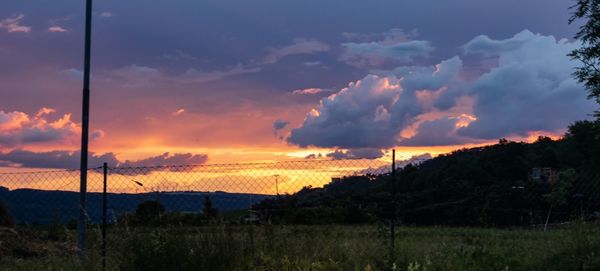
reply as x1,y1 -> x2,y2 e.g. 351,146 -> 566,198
0,188 -> 269,224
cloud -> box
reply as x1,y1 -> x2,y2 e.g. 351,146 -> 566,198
458,30 -> 595,139
106,64 -> 260,88
340,36 -> 433,67
0,108 -> 105,148
288,75 -> 404,148
0,150 -> 118,169
0,108 -> 104,148
399,117 -> 475,146
304,153 -> 323,159
292,88 -> 333,95
91,130 -> 105,141
342,29 -> 417,43
172,109 -> 185,116
162,50 -> 198,61
0,14 -> 31,33
303,61 -> 322,67
289,31 -> 595,148
288,57 -> 465,148
63,68 -> 83,79
99,12 -> 113,18
326,148 -> 384,160
0,150 -> 208,170
48,26 -> 67,33
262,39 -> 330,64
273,119 -> 289,134
118,152 -> 208,168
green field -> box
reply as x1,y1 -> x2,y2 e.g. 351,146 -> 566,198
1,224 -> 599,271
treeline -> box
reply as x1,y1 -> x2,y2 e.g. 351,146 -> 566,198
255,120 -> 600,227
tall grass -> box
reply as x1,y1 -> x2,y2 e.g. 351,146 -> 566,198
1,224 -> 599,270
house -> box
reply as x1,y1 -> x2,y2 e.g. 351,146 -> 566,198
529,167 -> 558,183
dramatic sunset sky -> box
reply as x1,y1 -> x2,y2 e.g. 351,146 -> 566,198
0,0 -> 597,170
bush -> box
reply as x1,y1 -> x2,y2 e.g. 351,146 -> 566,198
0,199 -> 15,228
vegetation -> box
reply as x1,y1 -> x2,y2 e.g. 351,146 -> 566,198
0,199 -> 15,228
0,224 -> 599,271
570,0 -> 600,116
256,120 -> 600,227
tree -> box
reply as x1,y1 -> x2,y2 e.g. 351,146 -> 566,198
0,200 -> 15,228
569,0 -> 600,116
202,196 -> 218,220
135,200 -> 165,222
543,168 -> 576,231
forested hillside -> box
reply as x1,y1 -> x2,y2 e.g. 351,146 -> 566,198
255,120 -> 600,227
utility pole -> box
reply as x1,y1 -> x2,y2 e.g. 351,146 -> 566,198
78,0 -> 93,259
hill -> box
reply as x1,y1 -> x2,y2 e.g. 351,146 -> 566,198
254,120 -> 600,226
0,188 -> 268,225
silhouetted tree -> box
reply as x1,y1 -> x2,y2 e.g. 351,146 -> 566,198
136,200 -> 165,222
543,168 -> 576,231
0,200 -> 15,228
202,196 -> 218,220
569,0 -> 600,116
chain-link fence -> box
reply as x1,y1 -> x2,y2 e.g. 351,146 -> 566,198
0,157 -> 599,270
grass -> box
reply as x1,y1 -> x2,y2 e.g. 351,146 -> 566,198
0,223 -> 599,271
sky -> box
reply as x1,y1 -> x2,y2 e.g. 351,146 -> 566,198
0,0 -> 597,170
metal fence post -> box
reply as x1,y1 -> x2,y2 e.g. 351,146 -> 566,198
102,162 -> 108,270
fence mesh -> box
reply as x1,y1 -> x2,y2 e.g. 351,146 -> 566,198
0,158 -> 599,270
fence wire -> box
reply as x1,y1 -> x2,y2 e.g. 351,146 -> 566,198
0,158 -> 599,270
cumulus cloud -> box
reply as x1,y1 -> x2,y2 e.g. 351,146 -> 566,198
326,148 -> 384,160
0,150 -> 208,171
340,35 -> 433,68
262,39 -> 330,64
0,14 -> 31,33
0,108 -> 105,148
288,57 -> 466,148
289,30 -> 595,148
459,30 -> 595,139
48,26 -> 67,33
